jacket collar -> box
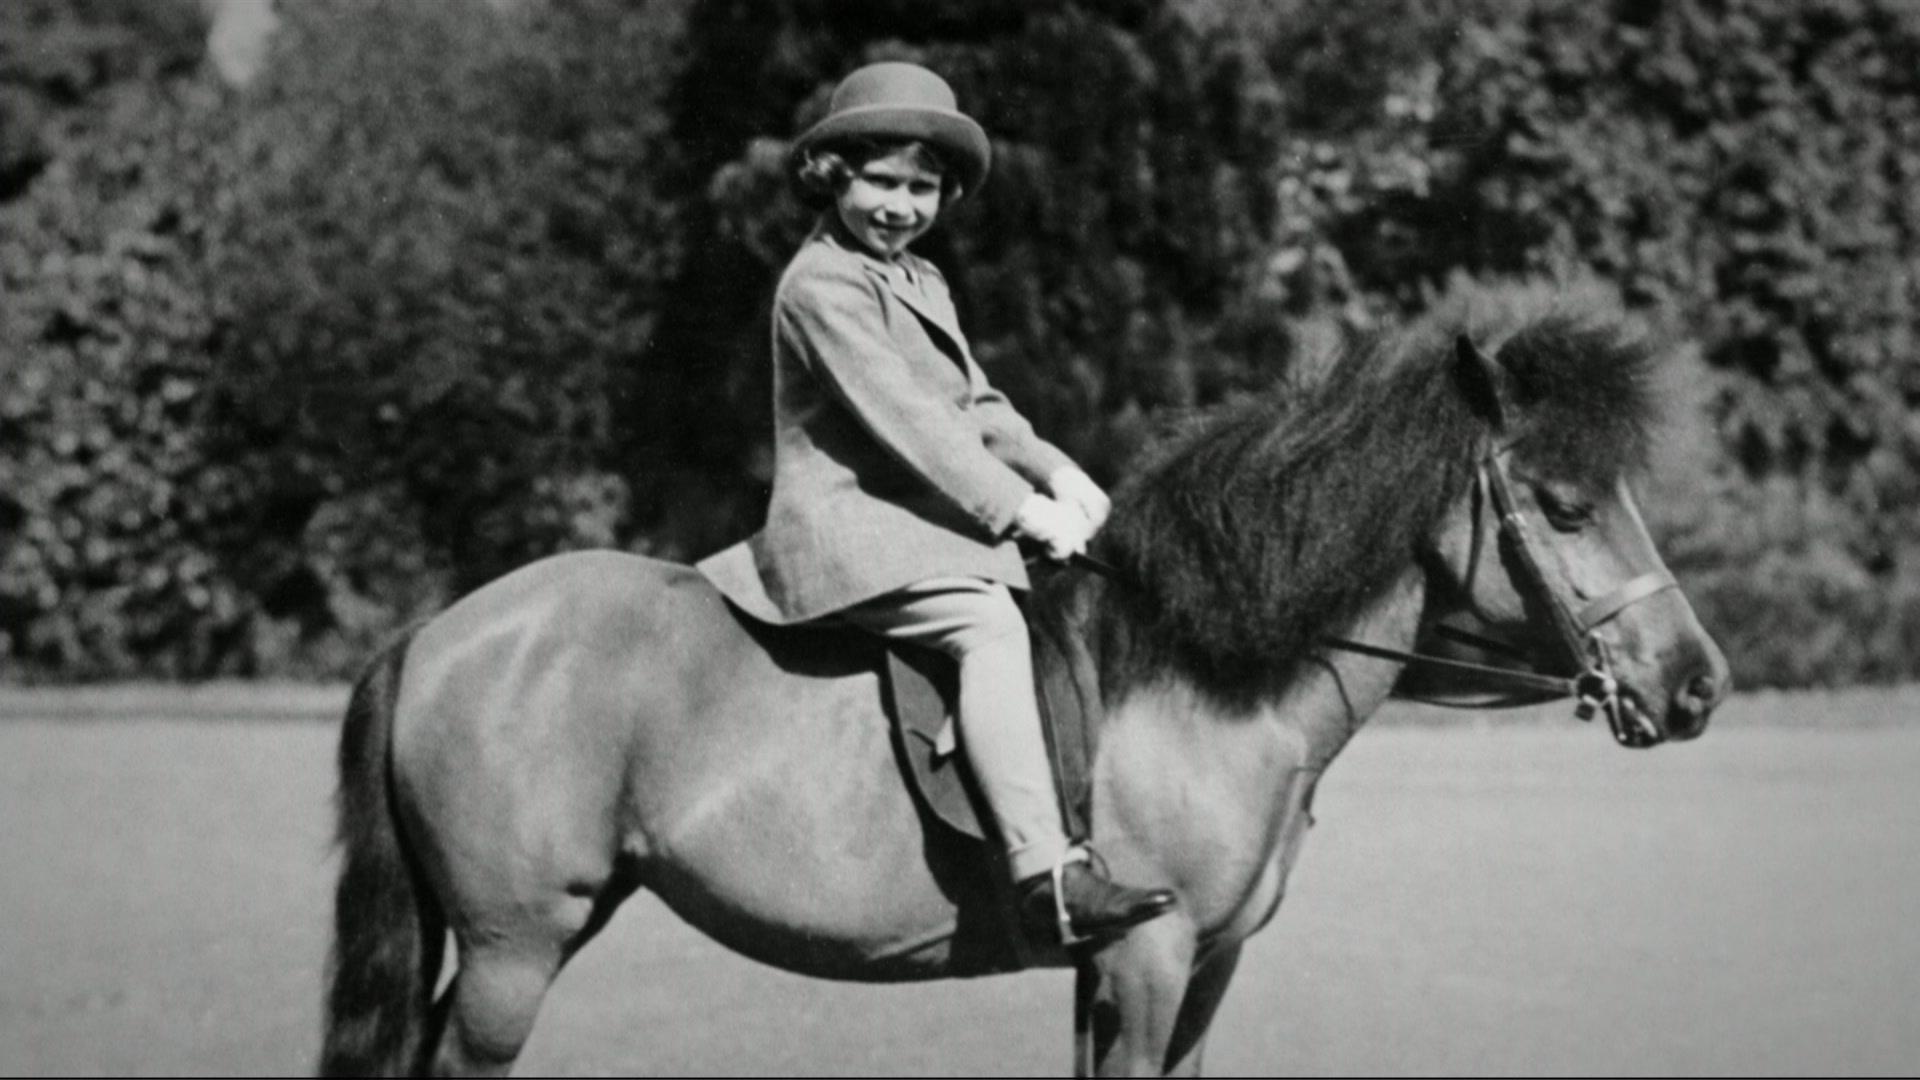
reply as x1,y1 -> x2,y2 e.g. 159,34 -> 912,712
815,215 -> 965,350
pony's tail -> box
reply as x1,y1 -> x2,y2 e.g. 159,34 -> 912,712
319,630 -> 443,1078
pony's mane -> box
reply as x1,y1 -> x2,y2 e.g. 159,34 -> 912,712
1089,284 -> 1663,707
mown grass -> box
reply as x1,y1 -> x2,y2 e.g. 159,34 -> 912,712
1,680 -> 1915,727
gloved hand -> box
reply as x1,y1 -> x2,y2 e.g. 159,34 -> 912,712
1047,466 -> 1111,532
1013,492 -> 1094,561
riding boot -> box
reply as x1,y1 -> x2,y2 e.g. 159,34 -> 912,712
1017,848 -> 1177,946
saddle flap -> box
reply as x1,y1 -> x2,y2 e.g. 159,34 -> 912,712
883,600 -> 1099,845
885,647 -> 981,839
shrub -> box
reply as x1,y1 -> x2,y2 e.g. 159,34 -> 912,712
0,74 -> 250,676
7,0 -> 1920,687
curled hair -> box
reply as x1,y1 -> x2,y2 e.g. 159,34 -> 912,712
792,137 -> 963,209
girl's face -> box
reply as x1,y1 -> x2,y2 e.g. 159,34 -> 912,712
835,148 -> 943,258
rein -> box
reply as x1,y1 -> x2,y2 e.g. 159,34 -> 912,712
1068,445 -> 1678,746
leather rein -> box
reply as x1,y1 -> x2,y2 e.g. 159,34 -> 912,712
1070,445 -> 1678,747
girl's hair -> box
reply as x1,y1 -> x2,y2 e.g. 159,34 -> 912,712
793,137 -> 963,209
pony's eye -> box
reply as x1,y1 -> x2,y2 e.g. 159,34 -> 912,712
1535,486 -> 1595,531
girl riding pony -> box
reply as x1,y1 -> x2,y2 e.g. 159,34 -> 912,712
700,61 -> 1176,945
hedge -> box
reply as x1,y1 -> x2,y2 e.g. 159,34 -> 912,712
4,0 -> 1918,687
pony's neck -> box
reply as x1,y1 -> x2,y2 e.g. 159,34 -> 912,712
1072,559 -> 1428,759
1263,564 -> 1428,769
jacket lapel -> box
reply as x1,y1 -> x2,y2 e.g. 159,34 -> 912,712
882,267 -> 969,360
820,221 -> 971,364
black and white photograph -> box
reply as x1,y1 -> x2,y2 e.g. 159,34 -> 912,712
2,0 -> 1917,1075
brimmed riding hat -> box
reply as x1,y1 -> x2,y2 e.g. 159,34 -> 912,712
792,62 -> 991,197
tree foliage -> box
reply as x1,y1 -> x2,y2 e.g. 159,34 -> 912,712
1410,0 -> 1920,685
1,1 -> 241,676
4,0 -> 1919,686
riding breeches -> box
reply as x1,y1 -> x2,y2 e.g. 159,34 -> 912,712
840,577 -> 1070,881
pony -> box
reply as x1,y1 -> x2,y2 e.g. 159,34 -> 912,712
318,287 -> 1728,1076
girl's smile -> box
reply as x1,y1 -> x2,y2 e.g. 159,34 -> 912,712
836,150 -> 943,258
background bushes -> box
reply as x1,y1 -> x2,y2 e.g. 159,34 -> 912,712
3,0 -> 1918,688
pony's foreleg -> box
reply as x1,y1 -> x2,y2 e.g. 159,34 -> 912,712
1073,918 -> 1199,1077
1161,942 -> 1243,1077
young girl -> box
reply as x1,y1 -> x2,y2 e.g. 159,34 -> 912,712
700,62 -> 1175,944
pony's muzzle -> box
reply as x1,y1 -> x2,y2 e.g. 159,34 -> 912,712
1663,644 -> 1730,742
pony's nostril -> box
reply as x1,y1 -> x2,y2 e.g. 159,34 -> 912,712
1684,673 -> 1721,711
1666,670 -> 1721,740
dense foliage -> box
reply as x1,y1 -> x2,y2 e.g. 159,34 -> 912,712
1407,0 -> 1920,685
3,0 -> 1918,687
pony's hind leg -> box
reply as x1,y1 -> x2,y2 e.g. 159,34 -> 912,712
429,938 -> 564,1077
427,878 -> 634,1076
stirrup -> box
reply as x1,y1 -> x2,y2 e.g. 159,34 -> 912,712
1048,847 -> 1095,947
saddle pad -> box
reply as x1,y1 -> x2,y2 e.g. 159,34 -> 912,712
884,601 -> 1100,844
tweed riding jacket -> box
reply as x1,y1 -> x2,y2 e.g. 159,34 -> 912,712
699,219 -> 1072,624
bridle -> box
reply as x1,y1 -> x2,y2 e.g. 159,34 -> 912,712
1448,443 -> 1678,746
1070,443 -> 1679,747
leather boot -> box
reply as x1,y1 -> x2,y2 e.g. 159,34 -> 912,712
1018,850 -> 1176,945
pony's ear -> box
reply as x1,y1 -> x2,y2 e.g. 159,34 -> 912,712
1453,334 -> 1509,431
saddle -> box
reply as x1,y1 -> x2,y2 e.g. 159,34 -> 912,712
698,545 -> 1105,849
885,586 -> 1101,845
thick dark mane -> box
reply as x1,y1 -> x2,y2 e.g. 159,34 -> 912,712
1089,285 -> 1663,706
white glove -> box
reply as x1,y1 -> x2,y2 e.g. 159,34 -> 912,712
1047,466 -> 1111,532
1013,493 -> 1093,561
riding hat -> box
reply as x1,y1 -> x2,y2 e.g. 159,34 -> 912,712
793,62 -> 991,197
